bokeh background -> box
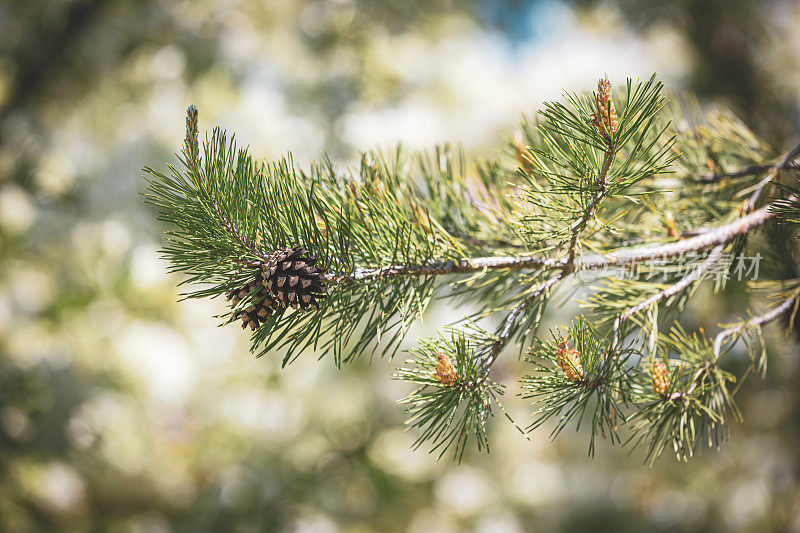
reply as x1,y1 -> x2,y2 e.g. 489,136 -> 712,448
2,1 -> 800,531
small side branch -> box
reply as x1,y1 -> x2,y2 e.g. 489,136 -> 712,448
620,245 -> 723,322
740,141 -> 800,213
472,134 -> 616,385
669,292 -> 798,401
206,191 -> 264,260
567,140 -> 616,266
183,107 -> 263,262
713,293 -> 799,357
610,245 -> 723,352
479,273 -> 564,378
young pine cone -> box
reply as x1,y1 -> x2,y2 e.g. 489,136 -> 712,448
434,351 -> 458,387
226,281 -> 278,331
590,77 -> 617,141
262,246 -> 328,311
556,337 -> 583,382
652,360 -> 670,397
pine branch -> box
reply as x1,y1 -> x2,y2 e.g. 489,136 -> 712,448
521,319 -> 632,456
394,328 -> 507,461
653,293 -> 797,404
713,292 -> 799,356
145,75 -> 800,462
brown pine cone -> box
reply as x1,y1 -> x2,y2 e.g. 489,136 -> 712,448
261,246 -> 328,311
